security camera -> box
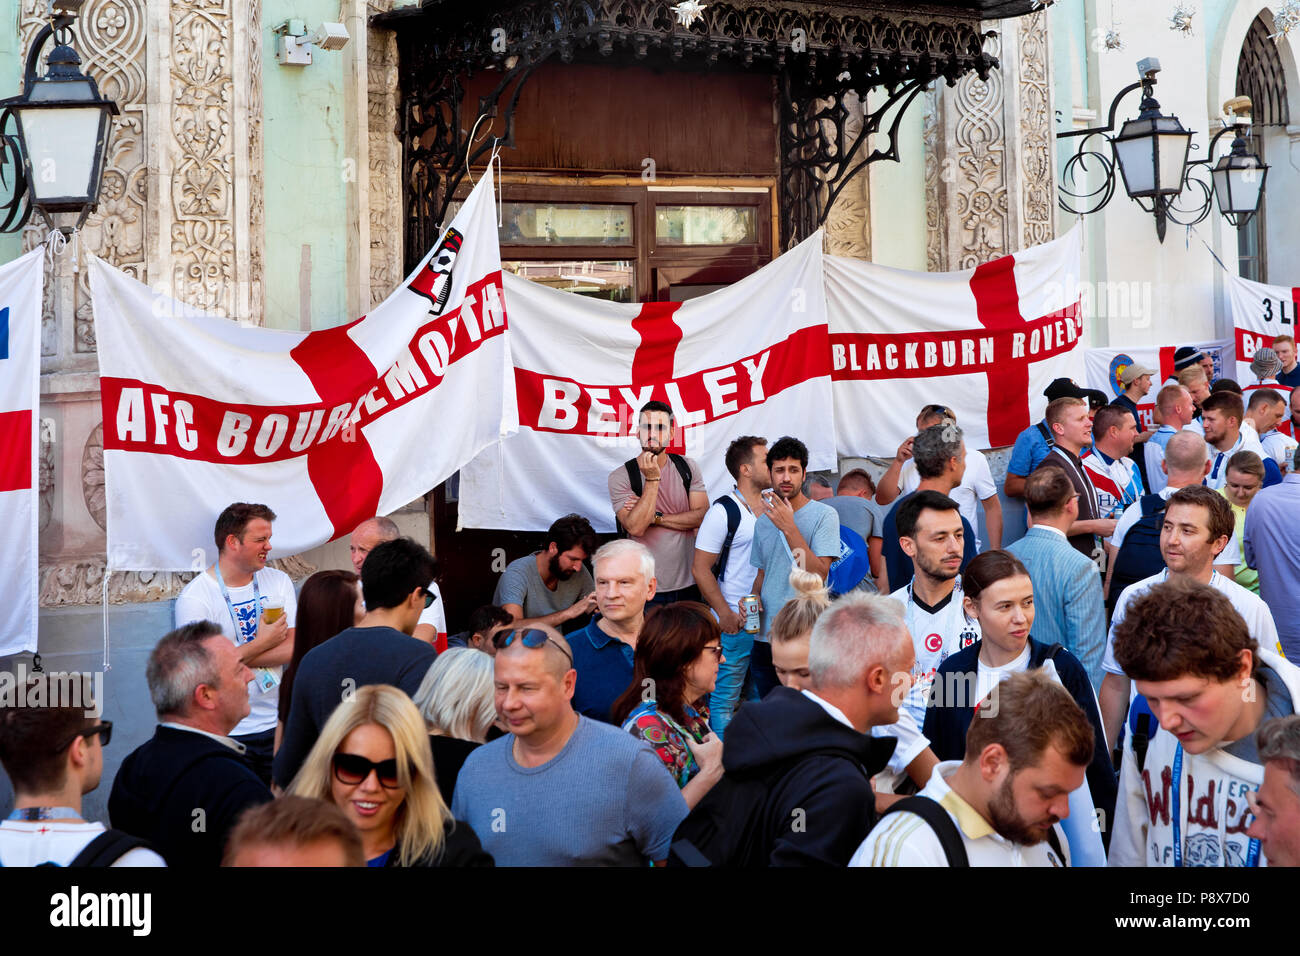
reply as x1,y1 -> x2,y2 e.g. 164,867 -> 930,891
1136,57 -> 1161,80
303,22 -> 349,52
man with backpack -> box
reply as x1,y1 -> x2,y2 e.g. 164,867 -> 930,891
608,400 -> 709,606
0,686 -> 165,867
692,436 -> 770,737
851,669 -> 1090,867
1098,486 -> 1278,755
668,591 -> 909,866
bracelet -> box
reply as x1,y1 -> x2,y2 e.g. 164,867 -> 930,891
645,477 -> 660,482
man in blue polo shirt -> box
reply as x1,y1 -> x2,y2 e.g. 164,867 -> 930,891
1004,378 -> 1090,498
569,539 -> 656,722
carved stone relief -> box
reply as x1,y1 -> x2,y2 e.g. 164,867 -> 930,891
81,423 -> 106,533
822,92 -> 872,261
924,14 -> 1056,271
1018,10 -> 1055,249
38,420 -> 55,533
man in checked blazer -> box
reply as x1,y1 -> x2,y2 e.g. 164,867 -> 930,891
1006,467 -> 1107,691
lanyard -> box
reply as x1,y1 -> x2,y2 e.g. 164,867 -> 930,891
7,807 -> 80,821
1170,745 -> 1261,867
214,562 -> 262,642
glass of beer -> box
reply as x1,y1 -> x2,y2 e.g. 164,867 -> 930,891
262,600 -> 285,624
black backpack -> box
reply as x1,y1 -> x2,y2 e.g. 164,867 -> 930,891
1108,493 -> 1167,610
877,794 -> 1066,866
1,828 -> 155,868
668,747 -> 868,867
707,495 -> 742,583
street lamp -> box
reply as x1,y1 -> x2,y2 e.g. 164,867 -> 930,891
0,1 -> 119,235
1057,58 -> 1196,242
1207,98 -> 1268,228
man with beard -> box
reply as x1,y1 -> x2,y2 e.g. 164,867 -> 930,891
1202,391 -> 1281,491
492,514 -> 598,634
609,401 -> 709,605
888,491 -> 982,729
851,669 -> 1090,866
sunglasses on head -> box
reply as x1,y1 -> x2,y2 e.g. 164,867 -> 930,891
53,720 -> 112,754
332,752 -> 402,789
493,628 -> 574,667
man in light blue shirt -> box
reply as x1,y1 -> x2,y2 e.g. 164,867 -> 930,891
1245,449 -> 1300,659
749,436 -> 840,697
1006,468 -> 1106,689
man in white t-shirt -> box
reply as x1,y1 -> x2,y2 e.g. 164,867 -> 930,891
1106,433 -> 1238,601
851,670 -> 1087,867
350,515 -> 448,649
876,405 -> 1003,551
175,502 -> 297,785
693,437 -> 768,736
1203,391 -> 1280,490
888,491 -> 982,728
1098,485 -> 1279,751
0,694 -> 165,867
1245,389 -> 1297,475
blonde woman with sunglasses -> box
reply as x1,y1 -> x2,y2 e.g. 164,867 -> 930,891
287,684 -> 493,867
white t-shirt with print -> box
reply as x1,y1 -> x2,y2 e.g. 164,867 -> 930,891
889,579 -> 982,727
0,820 -> 166,867
174,566 -> 298,736
900,447 -> 996,550
695,489 -> 759,616
417,581 -> 448,641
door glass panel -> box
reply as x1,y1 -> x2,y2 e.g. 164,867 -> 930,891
655,205 -> 757,245
501,202 -> 633,245
504,260 -> 635,302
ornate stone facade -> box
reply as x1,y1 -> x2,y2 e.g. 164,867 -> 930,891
27,0 -> 268,605
924,11 -> 1056,271
822,92 -> 872,261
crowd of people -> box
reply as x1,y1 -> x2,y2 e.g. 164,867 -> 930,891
3,339 -> 1300,868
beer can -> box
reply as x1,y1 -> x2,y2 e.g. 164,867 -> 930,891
741,595 -> 761,634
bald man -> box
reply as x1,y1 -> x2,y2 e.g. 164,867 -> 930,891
450,624 -> 688,866
349,516 -> 447,650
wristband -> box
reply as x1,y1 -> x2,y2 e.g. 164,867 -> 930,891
645,477 -> 660,482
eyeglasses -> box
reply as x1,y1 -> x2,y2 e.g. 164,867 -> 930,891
493,628 -> 574,667
53,721 -> 112,754
418,587 -> 436,609
332,752 -> 402,789
702,644 -> 724,659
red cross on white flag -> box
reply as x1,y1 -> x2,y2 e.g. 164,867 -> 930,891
94,166 -> 516,571
827,226 -> 1085,454
0,248 -> 45,656
459,233 -> 834,532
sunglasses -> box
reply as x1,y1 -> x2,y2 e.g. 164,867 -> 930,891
419,587 -> 436,609
53,721 -> 112,754
332,752 -> 402,789
493,628 -> 574,667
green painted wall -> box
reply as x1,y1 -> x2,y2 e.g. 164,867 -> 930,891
0,1 -> 23,264
260,0 -> 352,331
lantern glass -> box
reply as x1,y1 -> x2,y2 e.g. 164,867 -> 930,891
1114,115 -> 1192,199
1212,155 -> 1266,218
15,103 -> 106,205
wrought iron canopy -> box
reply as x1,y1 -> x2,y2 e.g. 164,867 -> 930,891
376,0 -> 1042,264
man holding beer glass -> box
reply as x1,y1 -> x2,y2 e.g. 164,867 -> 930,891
175,502 -> 298,785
